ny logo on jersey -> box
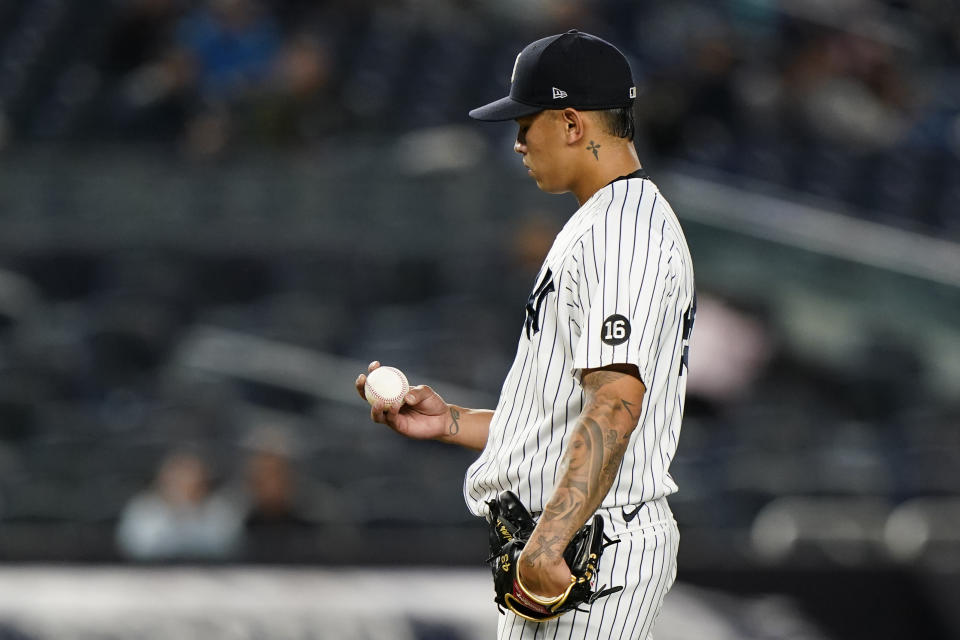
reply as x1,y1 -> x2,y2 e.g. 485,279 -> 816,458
525,268 -> 555,338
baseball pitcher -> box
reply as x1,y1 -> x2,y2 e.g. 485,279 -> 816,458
357,29 -> 695,639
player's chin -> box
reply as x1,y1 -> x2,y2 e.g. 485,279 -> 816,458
526,168 -> 562,194
527,171 -> 547,188
535,179 -> 566,195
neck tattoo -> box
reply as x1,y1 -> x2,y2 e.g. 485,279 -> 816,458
587,140 -> 601,160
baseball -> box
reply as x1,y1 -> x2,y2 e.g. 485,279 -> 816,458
364,366 -> 410,409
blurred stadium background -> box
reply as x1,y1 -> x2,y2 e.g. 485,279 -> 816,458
0,0 -> 958,638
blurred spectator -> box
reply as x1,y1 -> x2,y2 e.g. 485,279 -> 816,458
780,24 -> 911,150
112,45 -> 197,141
238,32 -> 341,147
102,0 -> 185,76
686,294 -> 775,406
176,0 -> 281,104
509,213 -> 562,277
239,425 -> 314,562
175,0 -> 283,155
76,0 -> 960,230
481,0 -> 594,31
111,0 -> 283,151
116,451 -> 243,561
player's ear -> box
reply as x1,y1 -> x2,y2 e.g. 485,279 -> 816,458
560,108 -> 585,145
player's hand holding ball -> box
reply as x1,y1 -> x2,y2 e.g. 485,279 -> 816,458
355,361 -> 450,441
363,366 -> 409,409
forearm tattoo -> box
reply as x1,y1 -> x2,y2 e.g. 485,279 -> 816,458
523,535 -> 565,565
528,370 -> 638,566
448,407 -> 461,436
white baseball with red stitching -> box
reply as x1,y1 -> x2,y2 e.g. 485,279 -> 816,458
364,366 -> 410,408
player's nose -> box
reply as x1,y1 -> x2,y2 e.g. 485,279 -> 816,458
514,139 -> 526,154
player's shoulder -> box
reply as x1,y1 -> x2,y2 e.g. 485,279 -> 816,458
570,176 -> 683,254
587,175 -> 666,228
595,177 -> 691,258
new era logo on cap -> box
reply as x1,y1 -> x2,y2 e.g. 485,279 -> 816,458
552,87 -> 568,99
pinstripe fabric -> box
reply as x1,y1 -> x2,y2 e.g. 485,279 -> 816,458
467,176 -> 694,637
465,176 -> 695,515
495,501 -> 679,640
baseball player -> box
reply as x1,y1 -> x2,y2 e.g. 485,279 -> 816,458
356,30 -> 695,639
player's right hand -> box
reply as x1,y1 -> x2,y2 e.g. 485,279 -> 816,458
355,361 -> 451,441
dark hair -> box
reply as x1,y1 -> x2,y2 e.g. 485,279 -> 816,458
593,106 -> 635,141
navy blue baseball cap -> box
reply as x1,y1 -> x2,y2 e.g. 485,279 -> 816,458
469,29 -> 636,122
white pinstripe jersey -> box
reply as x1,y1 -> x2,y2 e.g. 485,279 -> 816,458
464,173 -> 696,518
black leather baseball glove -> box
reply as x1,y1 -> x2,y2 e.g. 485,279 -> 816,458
486,490 -> 622,622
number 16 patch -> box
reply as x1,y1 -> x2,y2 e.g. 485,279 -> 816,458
601,314 -> 631,346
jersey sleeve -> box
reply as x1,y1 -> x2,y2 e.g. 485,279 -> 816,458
571,202 -> 677,387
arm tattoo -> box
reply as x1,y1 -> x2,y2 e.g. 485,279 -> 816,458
601,426 -> 628,487
532,368 -> 639,555
448,407 -> 461,435
543,487 -> 585,523
583,370 -> 622,390
544,428 -> 589,522
581,418 -> 606,498
540,416 -> 623,532
522,535 -> 565,566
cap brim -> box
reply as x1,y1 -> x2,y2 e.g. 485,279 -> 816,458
468,96 -> 543,121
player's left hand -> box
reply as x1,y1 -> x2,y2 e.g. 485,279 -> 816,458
517,552 -> 574,599
486,490 -> 622,622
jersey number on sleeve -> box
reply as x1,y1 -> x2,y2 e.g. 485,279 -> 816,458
601,314 -> 631,346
